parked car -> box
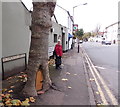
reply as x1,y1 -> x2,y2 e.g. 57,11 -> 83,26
105,41 -> 111,45
101,40 -> 105,44
79,40 -> 83,44
102,40 -> 111,45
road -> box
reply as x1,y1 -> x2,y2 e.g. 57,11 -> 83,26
82,42 -> 119,101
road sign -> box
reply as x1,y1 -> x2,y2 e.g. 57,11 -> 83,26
73,24 -> 78,31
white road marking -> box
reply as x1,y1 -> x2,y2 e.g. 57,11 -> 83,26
84,54 -> 108,105
94,66 -> 106,70
85,52 -> 118,105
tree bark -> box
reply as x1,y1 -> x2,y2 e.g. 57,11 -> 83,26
22,1 -> 56,97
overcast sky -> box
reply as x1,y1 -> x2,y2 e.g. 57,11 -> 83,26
56,0 -> 119,32
22,0 -> 119,32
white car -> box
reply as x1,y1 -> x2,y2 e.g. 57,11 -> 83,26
79,40 -> 83,44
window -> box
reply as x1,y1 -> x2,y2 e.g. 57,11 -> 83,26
54,34 -> 57,43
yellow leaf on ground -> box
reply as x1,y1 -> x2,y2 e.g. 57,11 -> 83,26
61,78 -> 68,81
25,98 -> 29,102
5,100 -> 11,105
66,72 -> 70,75
4,94 -> 10,98
21,100 -> 30,106
29,97 -> 35,103
8,90 -> 13,93
10,86 -> 15,88
0,103 -> 4,106
0,94 -> 5,97
6,77 -> 12,80
18,76 -> 23,78
96,91 -> 100,95
89,78 -> 95,81
68,86 -> 72,89
2,89 -> 7,92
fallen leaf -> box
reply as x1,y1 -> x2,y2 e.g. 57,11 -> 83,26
25,98 -> 29,102
18,76 -> 23,78
68,86 -> 72,89
16,80 -> 19,82
4,94 -> 11,98
96,91 -> 100,95
66,72 -> 70,75
6,77 -> 12,80
10,86 -> 15,88
0,94 -> 5,97
29,97 -> 35,103
11,99 -> 22,106
62,78 -> 68,81
2,89 -> 7,92
5,100 -> 12,105
8,90 -> 13,93
53,64 -> 56,66
0,103 -> 4,106
89,78 -> 95,81
23,77 -> 27,82
21,99 -> 30,106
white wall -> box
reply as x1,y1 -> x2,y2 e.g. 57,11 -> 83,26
54,6 -> 73,34
54,6 -> 68,28
2,1 -> 31,78
0,1 -> 2,81
118,2 -> 120,42
48,21 -> 68,56
106,23 -> 118,43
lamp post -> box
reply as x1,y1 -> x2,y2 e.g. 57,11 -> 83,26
72,3 -> 87,53
73,3 -> 87,21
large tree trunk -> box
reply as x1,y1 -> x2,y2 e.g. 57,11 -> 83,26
22,1 -> 56,97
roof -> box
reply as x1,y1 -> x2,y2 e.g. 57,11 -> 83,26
105,21 -> 119,29
20,0 -> 32,13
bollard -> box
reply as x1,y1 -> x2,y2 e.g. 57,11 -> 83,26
78,43 -> 79,53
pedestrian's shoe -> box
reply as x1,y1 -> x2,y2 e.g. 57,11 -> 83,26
56,67 -> 61,70
58,66 -> 62,69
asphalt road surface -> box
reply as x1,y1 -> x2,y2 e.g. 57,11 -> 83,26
82,42 -> 119,101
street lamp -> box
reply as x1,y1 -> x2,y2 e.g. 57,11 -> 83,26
72,3 -> 87,53
73,3 -> 87,22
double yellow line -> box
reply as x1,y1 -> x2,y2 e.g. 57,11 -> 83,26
82,48 -> 118,105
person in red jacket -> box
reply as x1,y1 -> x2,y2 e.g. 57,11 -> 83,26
54,39 -> 63,69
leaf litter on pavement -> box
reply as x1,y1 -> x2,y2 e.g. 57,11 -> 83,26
1,72 -> 36,106
1,90 -> 36,106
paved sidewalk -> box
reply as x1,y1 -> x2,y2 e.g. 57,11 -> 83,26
33,47 -> 92,105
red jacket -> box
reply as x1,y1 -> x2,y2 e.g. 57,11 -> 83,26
55,44 -> 63,56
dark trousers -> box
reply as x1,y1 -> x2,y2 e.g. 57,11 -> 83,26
55,56 -> 61,69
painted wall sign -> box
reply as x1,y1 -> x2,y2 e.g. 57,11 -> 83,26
2,53 -> 26,63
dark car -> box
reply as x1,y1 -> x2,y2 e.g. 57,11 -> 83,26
105,41 -> 111,45
102,40 -> 111,45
